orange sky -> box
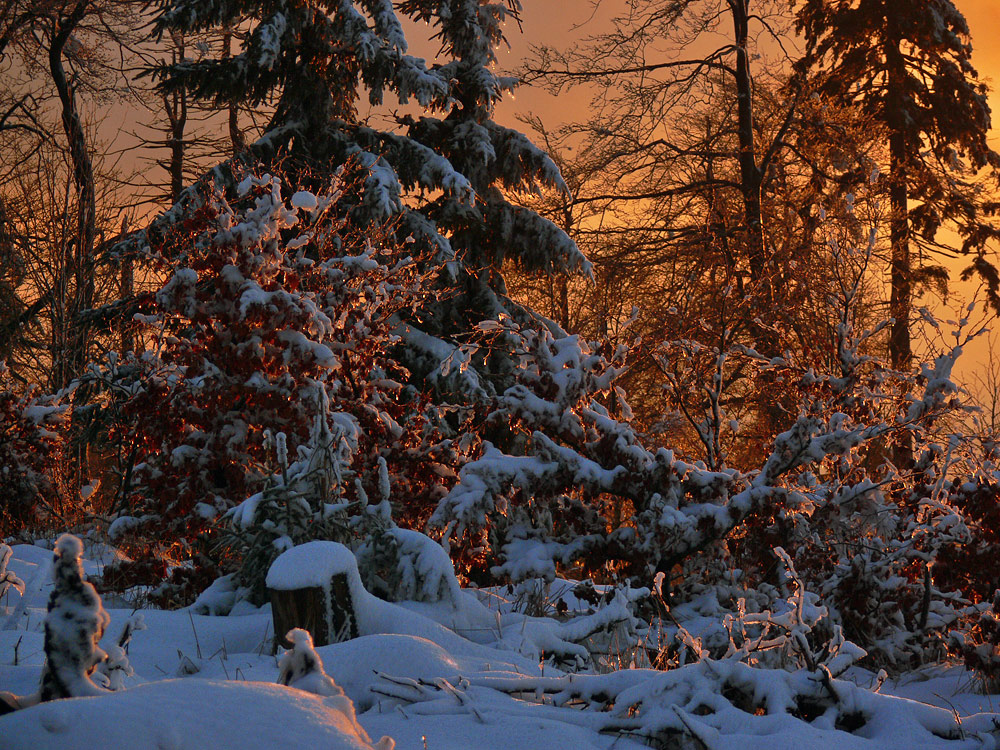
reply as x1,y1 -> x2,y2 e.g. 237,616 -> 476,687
492,1 -> 1000,145
483,0 -> 1000,387
963,0 -> 1000,150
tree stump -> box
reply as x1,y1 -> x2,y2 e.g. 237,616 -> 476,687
266,542 -> 361,653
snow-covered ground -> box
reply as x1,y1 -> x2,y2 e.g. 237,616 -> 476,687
1,540 -> 999,749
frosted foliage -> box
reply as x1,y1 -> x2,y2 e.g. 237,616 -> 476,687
0,544 -> 25,600
430,265 -> 974,597
39,535 -> 110,701
358,528 -> 463,604
101,165 -> 432,567
255,12 -> 286,70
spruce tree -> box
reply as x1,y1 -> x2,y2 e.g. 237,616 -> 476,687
795,0 -> 1000,371
147,0 -> 587,395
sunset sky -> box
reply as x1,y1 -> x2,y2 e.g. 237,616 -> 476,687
472,0 -> 1000,385
489,0 -> 1000,147
963,0 -> 1000,150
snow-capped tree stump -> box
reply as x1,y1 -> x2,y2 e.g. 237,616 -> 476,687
266,542 -> 361,652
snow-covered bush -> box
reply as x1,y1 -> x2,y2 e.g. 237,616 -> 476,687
664,548 -> 867,674
0,364 -> 68,537
633,232 -> 985,668
95,172 -> 463,603
954,590 -> 1000,694
356,526 -> 465,606
935,458 -> 1000,604
39,534 -> 110,701
224,398 -> 368,604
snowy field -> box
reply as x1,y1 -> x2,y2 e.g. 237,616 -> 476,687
1,539 -> 999,750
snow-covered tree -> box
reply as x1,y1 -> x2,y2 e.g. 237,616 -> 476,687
99,0 -> 605,593
96,172 -> 469,603
142,0 -> 588,400
39,534 -> 110,701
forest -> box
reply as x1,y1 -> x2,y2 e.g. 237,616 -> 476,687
2,0 -> 1000,748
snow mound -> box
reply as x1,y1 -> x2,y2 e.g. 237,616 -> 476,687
316,634 -> 471,710
266,541 -> 362,591
0,678 -> 394,750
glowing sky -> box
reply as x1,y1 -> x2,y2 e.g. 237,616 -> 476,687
484,0 -> 1000,384
493,0 -> 1000,144
964,0 -> 1000,148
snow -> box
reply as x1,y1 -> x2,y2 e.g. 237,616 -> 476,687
266,541 -> 360,592
1,679 -> 386,750
2,543 -> 1000,749
290,190 -> 318,211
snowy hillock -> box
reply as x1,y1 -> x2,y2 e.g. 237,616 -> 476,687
1,679 -> 390,750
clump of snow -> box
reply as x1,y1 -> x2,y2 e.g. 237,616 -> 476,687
279,628 -> 345,698
290,190 -> 319,211
276,625 -> 396,750
266,541 -> 364,593
189,574 -> 255,616
107,516 -> 142,541
39,534 -> 110,701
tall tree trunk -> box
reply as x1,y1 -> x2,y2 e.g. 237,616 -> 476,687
730,0 -> 766,297
884,22 -> 912,373
165,90 -> 186,204
119,216 -> 134,354
888,134 -> 911,372
223,29 -> 247,156
162,34 -> 188,204
49,2 -> 96,487
48,1 -> 95,390
885,31 -> 914,467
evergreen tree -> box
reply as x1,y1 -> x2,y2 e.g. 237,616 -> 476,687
795,0 -> 1000,372
96,173 -> 462,599
111,0 -> 615,585
146,0 -> 587,390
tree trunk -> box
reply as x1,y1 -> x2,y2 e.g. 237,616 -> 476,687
49,2 -> 96,391
49,2 -> 97,488
223,29 -> 247,156
730,0 -> 766,297
268,573 -> 359,653
885,30 -> 914,467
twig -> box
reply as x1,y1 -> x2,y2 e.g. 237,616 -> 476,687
671,706 -> 712,750
257,620 -> 270,656
187,610 -> 203,659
